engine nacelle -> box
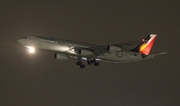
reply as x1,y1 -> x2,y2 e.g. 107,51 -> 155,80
54,53 -> 69,61
79,49 -> 93,56
108,45 -> 121,51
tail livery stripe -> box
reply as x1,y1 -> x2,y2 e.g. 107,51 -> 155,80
139,34 -> 157,55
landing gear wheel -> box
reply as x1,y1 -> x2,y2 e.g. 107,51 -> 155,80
94,62 -> 99,66
80,64 -> 85,68
87,61 -> 92,65
91,59 -> 96,63
76,62 -> 82,65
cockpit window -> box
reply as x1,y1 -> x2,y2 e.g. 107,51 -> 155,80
22,37 -> 28,39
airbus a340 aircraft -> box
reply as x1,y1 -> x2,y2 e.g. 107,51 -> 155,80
18,34 -> 167,68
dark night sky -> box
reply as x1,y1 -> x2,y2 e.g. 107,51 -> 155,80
0,1 -> 179,106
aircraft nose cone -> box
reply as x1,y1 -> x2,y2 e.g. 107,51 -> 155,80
18,39 -> 23,44
18,39 -> 26,45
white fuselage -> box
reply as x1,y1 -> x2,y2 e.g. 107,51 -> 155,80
18,35 -> 144,63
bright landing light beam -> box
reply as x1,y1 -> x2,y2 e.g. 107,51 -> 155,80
26,46 -> 35,53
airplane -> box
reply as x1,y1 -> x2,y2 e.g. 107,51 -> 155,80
18,34 -> 167,68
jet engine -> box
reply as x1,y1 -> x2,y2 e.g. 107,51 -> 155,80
54,53 -> 69,61
79,49 -> 93,56
108,45 -> 121,51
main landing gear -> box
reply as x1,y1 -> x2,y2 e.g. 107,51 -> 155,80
76,61 -> 85,68
76,59 -> 100,68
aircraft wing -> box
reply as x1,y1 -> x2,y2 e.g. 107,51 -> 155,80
111,40 -> 142,48
84,40 -> 141,55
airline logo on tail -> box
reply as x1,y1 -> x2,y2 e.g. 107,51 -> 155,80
139,34 -> 157,55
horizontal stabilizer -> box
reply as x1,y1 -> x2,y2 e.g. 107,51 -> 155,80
149,52 -> 168,57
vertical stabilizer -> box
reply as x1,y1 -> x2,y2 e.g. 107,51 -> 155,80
132,34 -> 157,55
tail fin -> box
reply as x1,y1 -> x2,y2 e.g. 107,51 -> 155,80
132,34 -> 157,55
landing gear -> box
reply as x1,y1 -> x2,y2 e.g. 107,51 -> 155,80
76,61 -> 82,65
87,59 -> 93,65
76,61 -> 85,68
92,59 -> 99,66
87,59 -> 100,66
94,62 -> 99,66
87,60 -> 92,65
80,64 -> 85,68
76,58 -> 100,68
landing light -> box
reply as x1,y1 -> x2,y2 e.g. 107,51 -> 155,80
26,46 -> 35,53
